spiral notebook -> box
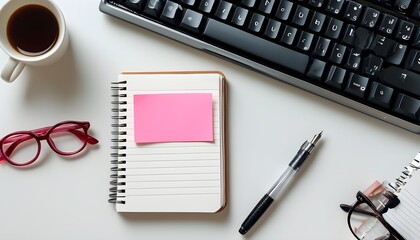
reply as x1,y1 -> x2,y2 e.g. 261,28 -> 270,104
109,71 -> 227,213
383,153 -> 420,240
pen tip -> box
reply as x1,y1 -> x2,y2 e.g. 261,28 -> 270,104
311,131 -> 323,145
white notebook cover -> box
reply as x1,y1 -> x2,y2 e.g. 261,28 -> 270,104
110,71 -> 227,213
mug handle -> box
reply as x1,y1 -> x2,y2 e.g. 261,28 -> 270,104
1,58 -> 25,83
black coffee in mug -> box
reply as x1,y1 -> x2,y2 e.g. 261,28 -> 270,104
7,4 -> 59,56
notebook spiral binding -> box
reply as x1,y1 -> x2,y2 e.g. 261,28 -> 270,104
109,81 -> 128,204
388,152 -> 420,193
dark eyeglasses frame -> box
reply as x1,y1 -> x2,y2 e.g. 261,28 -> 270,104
0,120 -> 99,167
347,191 -> 405,240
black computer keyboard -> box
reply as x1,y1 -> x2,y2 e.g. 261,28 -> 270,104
100,0 -> 420,133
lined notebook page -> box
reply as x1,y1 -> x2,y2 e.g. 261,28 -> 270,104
384,173 -> 420,240
116,73 -> 225,213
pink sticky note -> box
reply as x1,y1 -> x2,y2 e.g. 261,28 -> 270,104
134,93 -> 213,143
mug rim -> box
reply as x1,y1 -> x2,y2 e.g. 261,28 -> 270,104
0,0 -> 67,63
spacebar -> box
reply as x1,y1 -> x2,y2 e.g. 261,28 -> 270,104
203,19 -> 309,74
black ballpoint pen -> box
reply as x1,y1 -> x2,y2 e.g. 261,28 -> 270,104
238,132 -> 323,235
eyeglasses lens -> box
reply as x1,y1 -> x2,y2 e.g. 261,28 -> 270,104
2,133 -> 39,165
49,123 -> 87,154
350,203 -> 390,240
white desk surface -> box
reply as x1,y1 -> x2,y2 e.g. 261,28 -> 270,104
0,0 -> 419,239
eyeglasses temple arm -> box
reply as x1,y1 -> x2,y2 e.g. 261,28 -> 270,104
0,135 -> 34,163
340,203 -> 377,217
68,129 -> 99,145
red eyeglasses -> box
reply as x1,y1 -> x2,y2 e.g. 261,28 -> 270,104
0,121 -> 99,167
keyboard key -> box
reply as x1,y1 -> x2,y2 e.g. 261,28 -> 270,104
393,94 -> 420,120
313,37 -> 330,57
306,59 -> 326,80
343,24 -> 356,46
248,13 -> 265,33
180,9 -> 203,33
264,19 -> 281,39
329,43 -> 346,64
275,0 -> 293,21
160,1 -> 182,24
360,7 -> 380,29
203,19 -> 309,73
370,35 -> 407,65
394,0 -> 411,12
379,66 -> 420,98
309,12 -> 326,33
412,2 -> 420,20
241,0 -> 256,7
354,27 -> 374,50
395,20 -> 414,41
124,0 -> 145,11
406,49 -> 420,73
325,0 -> 344,14
411,27 -> 420,48
387,43 -> 407,65
325,17 -> 343,39
370,36 -> 394,58
343,1 -> 362,22
325,65 -> 346,89
362,54 -> 383,76
346,48 -> 361,70
281,25 -> 298,45
181,0 -> 195,6
259,0 -> 276,14
308,0 -> 324,8
344,73 -> 369,99
296,31 -> 314,51
291,6 -> 309,26
231,7 -> 249,26
378,14 -> 398,35
368,82 -> 394,108
144,0 -> 166,17
214,1 -> 233,20
198,0 -> 215,13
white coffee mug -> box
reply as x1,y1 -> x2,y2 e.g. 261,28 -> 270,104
0,0 -> 69,83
